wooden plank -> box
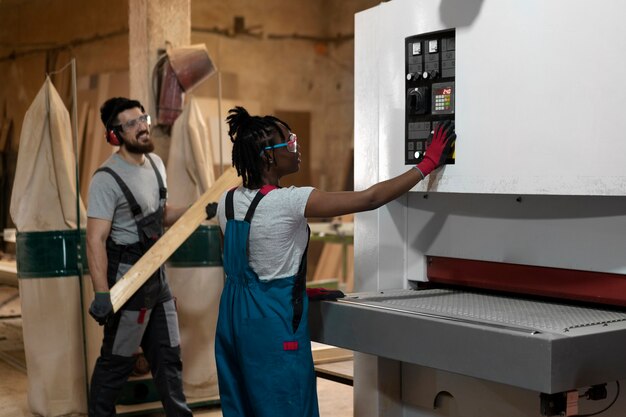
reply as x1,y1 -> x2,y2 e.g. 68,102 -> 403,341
0,260 -> 17,287
315,359 -> 354,386
110,167 -> 240,312
310,218 -> 354,291
312,242 -> 344,282
315,359 -> 354,378
311,343 -> 353,365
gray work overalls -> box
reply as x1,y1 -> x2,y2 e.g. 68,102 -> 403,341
88,155 -> 192,417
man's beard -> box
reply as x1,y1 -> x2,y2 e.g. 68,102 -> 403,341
124,130 -> 155,154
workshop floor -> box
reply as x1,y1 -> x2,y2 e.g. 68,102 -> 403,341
0,285 -> 353,417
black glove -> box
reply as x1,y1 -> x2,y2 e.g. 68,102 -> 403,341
205,202 -> 218,220
89,291 -> 113,325
306,287 -> 346,301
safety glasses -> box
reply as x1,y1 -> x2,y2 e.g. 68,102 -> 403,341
117,114 -> 151,131
261,133 -> 298,155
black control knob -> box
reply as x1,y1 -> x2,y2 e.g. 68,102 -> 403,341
422,70 -> 439,80
407,87 -> 429,115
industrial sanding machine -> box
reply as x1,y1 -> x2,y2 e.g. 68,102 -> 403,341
309,1 -> 626,416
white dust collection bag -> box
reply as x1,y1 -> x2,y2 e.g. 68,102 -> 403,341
10,76 -> 88,416
166,95 -> 221,401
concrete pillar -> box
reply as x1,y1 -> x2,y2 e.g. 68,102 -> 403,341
128,0 -> 190,116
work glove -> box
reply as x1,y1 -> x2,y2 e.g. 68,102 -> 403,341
89,291 -> 113,326
416,120 -> 456,178
306,287 -> 346,301
205,202 -> 218,220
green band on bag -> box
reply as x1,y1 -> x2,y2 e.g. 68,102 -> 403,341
167,225 -> 222,267
16,230 -> 88,278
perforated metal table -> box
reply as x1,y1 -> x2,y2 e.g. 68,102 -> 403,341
309,288 -> 626,393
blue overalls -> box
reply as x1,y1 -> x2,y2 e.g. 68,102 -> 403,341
216,187 -> 320,417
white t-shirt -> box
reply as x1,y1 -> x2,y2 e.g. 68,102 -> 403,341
217,186 -> 314,281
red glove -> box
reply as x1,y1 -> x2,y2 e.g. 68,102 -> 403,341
306,287 -> 345,301
416,120 -> 456,178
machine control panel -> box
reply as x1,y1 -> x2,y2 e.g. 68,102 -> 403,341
405,29 -> 455,165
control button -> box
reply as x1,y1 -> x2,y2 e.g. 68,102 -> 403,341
414,151 -> 421,159
429,70 -> 439,79
406,73 -> 418,81
422,71 -> 430,79
412,42 -> 422,56
445,37 -> 455,51
428,40 -> 438,53
416,130 -> 430,139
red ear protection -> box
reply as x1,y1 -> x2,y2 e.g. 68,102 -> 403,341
106,129 -> 122,146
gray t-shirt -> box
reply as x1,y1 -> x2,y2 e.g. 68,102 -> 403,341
87,153 -> 167,245
217,186 -> 314,281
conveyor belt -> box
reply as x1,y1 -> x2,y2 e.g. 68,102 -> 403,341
344,289 -> 626,335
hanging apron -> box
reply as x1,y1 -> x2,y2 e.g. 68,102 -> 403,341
166,96 -> 220,401
215,188 -> 319,417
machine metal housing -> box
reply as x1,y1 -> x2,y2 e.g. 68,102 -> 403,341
310,1 -> 626,416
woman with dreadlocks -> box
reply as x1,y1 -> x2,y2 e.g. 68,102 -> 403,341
214,106 -> 455,417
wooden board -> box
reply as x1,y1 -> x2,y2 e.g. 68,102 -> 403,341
0,260 -> 17,287
110,167 -> 240,312
312,243 -> 354,292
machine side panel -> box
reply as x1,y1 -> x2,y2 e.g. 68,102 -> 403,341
354,6 -> 382,293
406,192 -> 626,275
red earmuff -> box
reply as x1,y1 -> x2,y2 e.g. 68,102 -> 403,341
106,129 -> 121,146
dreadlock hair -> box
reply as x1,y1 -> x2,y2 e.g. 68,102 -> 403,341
227,106 -> 291,188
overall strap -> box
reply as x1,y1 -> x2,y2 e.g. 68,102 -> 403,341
95,167 -> 142,219
244,185 -> 278,223
292,225 -> 310,333
225,188 -> 236,220
243,192 -> 267,223
225,186 -> 277,223
145,154 -> 167,206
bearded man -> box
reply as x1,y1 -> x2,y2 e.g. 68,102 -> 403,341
86,97 -> 192,417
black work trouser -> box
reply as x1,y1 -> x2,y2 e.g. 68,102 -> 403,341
88,299 -> 192,417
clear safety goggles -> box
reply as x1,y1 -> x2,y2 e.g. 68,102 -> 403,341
261,133 -> 298,155
117,114 -> 151,131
